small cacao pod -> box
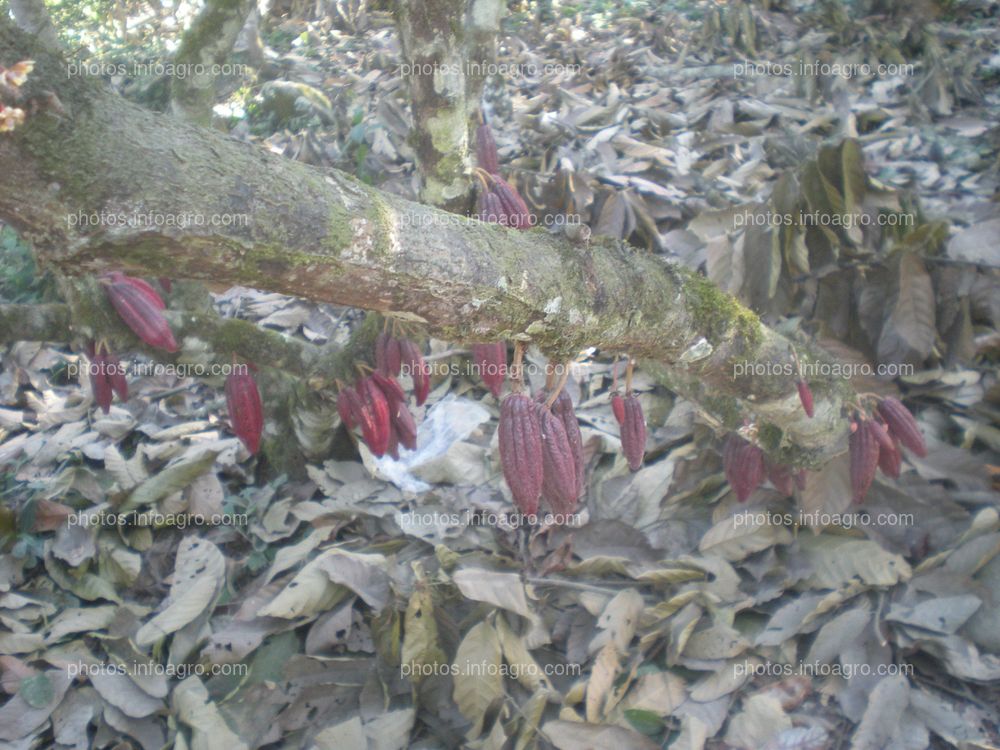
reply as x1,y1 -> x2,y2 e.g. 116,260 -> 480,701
797,379 -> 814,418
876,397 -> 927,457
476,122 -> 500,175
491,176 -> 532,230
849,418 -> 880,504
551,387 -> 586,496
394,402 -> 418,452
477,190 -> 504,224
722,434 -> 765,502
86,341 -> 113,414
610,392 -> 625,424
620,394 -> 646,471
870,419 -> 901,479
536,403 -> 579,516
225,368 -> 264,455
399,339 -> 430,406
358,376 -> 391,457
104,279 -> 178,352
498,394 -> 544,515
766,460 -> 795,496
472,342 -> 506,398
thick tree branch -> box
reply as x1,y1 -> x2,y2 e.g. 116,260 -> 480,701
0,19 -> 850,464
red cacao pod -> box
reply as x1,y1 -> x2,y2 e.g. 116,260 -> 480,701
876,397 -> 927,457
370,371 -> 407,413
766,460 -> 795,496
225,368 -> 264,455
337,385 -> 363,430
498,394 -> 544,515
103,271 -> 166,310
472,342 -> 506,398
536,403 -> 579,516
611,393 -> 625,425
476,123 -> 500,175
358,376 -> 391,457
620,394 -> 646,471
551,387 -> 586,496
491,176 -> 532,230
477,190 -> 504,224
849,418 -> 880,504
104,280 -> 178,352
399,339 -> 430,406
722,434 -> 765,502
870,419 -> 901,479
394,402 -> 418,452
797,379 -> 814,418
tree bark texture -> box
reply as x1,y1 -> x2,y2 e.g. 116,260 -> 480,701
0,18 -> 850,466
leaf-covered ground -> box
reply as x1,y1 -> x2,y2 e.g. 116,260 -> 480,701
1,1 -> 1000,748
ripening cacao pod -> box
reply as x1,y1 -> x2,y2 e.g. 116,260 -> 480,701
337,385 -> 363,430
394,402 -> 418,452
869,419 -> 901,479
498,394 -> 544,515
491,176 -> 532,230
722,433 -> 765,502
476,122 -> 500,175
849,418 -> 880,504
225,368 -> 264,455
611,392 -> 625,424
358,376 -> 391,457
472,342 -> 506,398
370,371 -> 407,413
104,279 -> 178,352
551,387 -> 586,496
477,190 -> 503,224
620,394 -> 646,471
876,397 -> 927,457
766,460 -> 795,496
399,339 -> 430,406
797,379 -> 814,418
103,271 -> 166,310
536,403 -> 579,516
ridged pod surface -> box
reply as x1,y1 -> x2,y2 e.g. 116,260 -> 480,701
473,342 -> 506,398
849,419 -> 880,504
476,123 -> 500,175
104,272 -> 165,310
399,339 -> 430,406
491,176 -> 532,230
225,369 -> 264,455
498,394 -> 543,515
537,403 -> 579,516
337,385 -> 363,430
620,394 -> 646,471
876,397 -> 927,457
722,434 -> 765,502
104,280 -> 178,352
359,377 -> 391,457
551,388 -> 585,496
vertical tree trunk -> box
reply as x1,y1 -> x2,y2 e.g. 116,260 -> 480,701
169,0 -> 257,126
8,0 -> 61,49
394,0 -> 501,212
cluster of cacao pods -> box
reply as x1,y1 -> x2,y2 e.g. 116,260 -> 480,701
100,271 -> 177,352
722,433 -> 805,503
375,332 -> 430,406
498,386 -> 585,519
474,123 -> 532,230
849,396 -> 927,503
471,342 -> 507,398
225,367 -> 264,455
338,372 -> 418,459
611,392 -> 646,471
86,340 -> 128,414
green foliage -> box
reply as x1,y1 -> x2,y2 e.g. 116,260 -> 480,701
0,226 -> 49,303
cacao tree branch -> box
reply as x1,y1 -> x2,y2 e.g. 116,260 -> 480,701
0,19 -> 850,464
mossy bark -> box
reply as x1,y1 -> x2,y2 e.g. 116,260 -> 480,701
0,17 -> 849,463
